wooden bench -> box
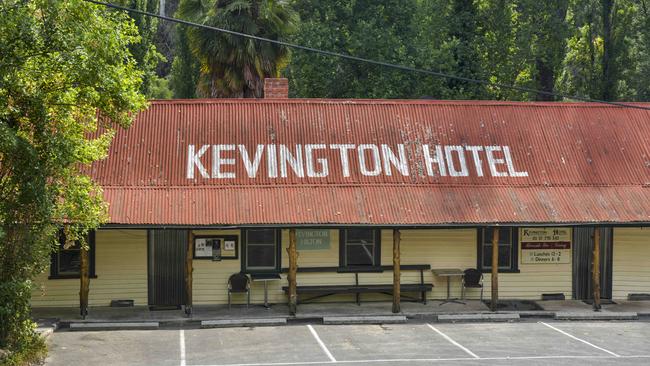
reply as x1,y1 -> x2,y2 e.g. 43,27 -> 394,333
281,265 -> 433,305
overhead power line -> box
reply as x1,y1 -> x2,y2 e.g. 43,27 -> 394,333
84,0 -> 650,112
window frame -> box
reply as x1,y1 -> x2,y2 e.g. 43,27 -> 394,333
476,227 -> 520,273
49,230 -> 97,279
241,229 -> 282,274
338,228 -> 382,270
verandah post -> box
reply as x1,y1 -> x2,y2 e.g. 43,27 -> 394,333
592,227 -> 601,311
288,228 -> 298,315
392,229 -> 401,313
79,246 -> 89,319
185,230 -> 193,316
490,227 -> 499,312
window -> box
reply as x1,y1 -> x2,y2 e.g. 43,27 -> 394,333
477,227 -> 518,272
242,229 -> 281,273
339,229 -> 381,268
50,230 -> 96,279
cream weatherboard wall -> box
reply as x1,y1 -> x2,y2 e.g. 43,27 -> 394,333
613,227 -> 650,300
481,228 -> 573,300
191,229 -> 247,304
31,230 -> 148,307
194,228 -> 574,305
31,227 -> 576,307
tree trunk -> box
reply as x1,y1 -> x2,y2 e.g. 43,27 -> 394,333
80,247 -> 89,319
490,228 -> 499,311
601,0 -> 616,101
392,229 -> 401,313
534,1 -> 569,101
185,230 -> 193,316
592,228 -> 601,311
288,229 -> 298,315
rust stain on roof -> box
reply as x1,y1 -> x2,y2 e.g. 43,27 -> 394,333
93,99 -> 650,226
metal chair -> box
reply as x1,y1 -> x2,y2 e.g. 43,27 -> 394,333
461,268 -> 484,301
228,273 -> 250,309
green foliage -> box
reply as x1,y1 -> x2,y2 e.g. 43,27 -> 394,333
0,328 -> 47,366
150,76 -> 174,99
177,0 -> 297,97
116,0 -> 166,98
0,0 -> 146,352
285,0 -> 649,101
169,25 -> 200,98
556,0 -> 639,101
287,0 -> 450,99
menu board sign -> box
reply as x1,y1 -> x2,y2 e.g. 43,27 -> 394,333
520,228 -> 571,264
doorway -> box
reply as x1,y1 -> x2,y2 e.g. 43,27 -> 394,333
148,229 -> 188,308
572,227 -> 613,301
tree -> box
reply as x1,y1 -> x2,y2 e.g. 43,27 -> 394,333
177,0 -> 297,98
169,25 -> 200,98
116,0 -> 166,98
445,0 -> 487,98
517,0 -> 570,100
558,0 -> 636,101
0,0 -> 146,359
287,0 -> 454,99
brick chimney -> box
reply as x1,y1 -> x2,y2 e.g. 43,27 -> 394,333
263,78 -> 289,99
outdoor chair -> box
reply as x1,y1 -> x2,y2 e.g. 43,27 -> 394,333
228,272 -> 250,310
461,268 -> 483,301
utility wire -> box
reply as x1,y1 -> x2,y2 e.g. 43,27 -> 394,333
84,0 -> 650,112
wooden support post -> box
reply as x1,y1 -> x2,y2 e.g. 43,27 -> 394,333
592,227 -> 601,311
490,228 -> 499,312
392,229 -> 401,313
288,229 -> 298,315
79,246 -> 89,319
185,230 -> 193,316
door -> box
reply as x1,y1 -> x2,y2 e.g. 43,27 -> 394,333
572,227 -> 613,300
148,229 -> 187,307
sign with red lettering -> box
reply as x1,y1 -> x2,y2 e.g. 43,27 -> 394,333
520,228 -> 571,264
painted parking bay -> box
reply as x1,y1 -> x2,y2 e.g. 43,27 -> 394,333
542,321 -> 650,357
45,329 -> 180,366
430,322 -> 610,358
184,325 -> 329,365
310,323 -> 471,361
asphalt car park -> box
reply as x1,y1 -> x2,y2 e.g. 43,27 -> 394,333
46,320 -> 650,366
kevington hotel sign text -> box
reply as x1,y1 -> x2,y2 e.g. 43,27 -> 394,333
186,144 -> 529,179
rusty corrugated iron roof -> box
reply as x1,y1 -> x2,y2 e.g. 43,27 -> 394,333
93,99 -> 650,226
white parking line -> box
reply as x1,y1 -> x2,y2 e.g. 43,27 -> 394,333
539,322 -> 621,357
426,323 -> 479,359
307,324 -> 337,363
180,329 -> 187,366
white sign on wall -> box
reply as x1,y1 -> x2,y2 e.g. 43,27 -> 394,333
520,227 -> 571,264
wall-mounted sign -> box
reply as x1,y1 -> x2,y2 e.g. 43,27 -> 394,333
296,229 -> 330,250
520,227 -> 571,264
194,238 -> 214,258
193,235 -> 238,260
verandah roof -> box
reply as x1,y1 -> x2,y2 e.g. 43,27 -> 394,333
92,99 -> 650,226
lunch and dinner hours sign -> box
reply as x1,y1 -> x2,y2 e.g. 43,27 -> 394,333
520,228 -> 571,264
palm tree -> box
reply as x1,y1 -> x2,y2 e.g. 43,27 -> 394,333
177,0 -> 296,98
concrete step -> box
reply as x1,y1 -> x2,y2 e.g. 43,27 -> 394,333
201,318 -> 287,328
437,313 -> 520,322
555,311 -> 638,320
69,322 -> 159,331
323,315 -> 407,325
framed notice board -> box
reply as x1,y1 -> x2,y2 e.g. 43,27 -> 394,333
193,235 -> 238,260
520,227 -> 571,264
